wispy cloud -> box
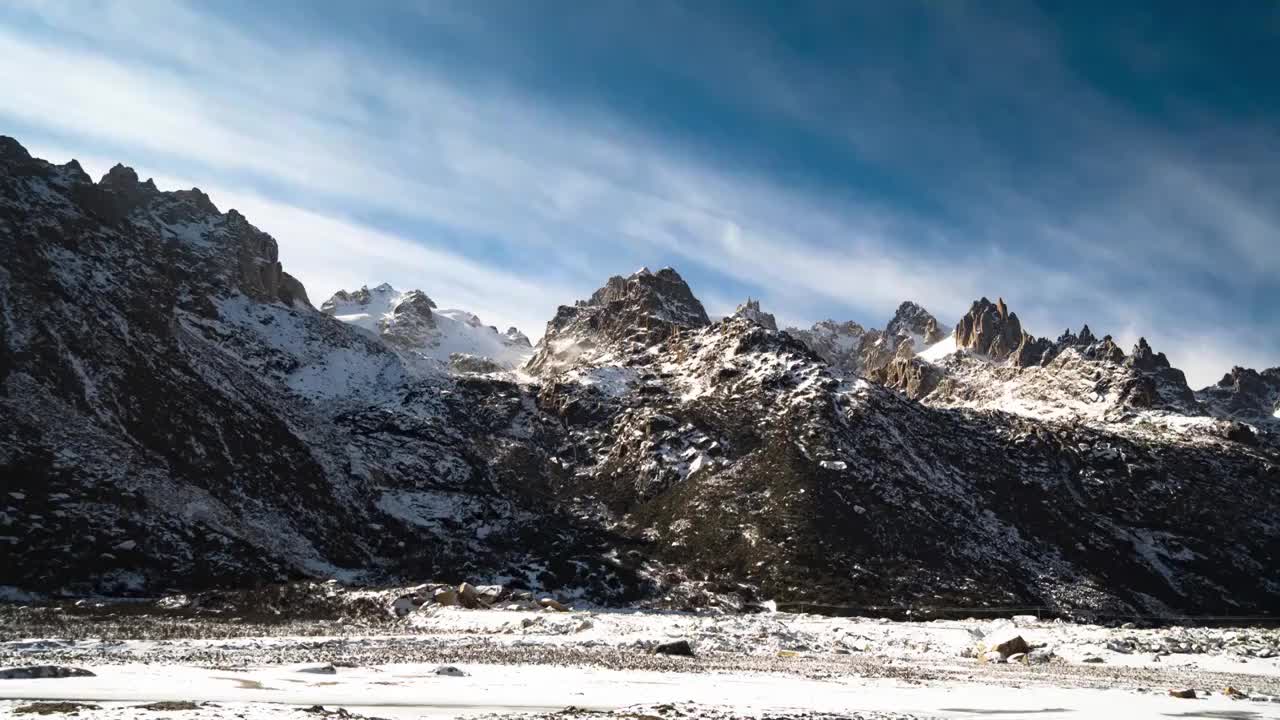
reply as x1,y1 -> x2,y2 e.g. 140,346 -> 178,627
2,0 -> 1275,385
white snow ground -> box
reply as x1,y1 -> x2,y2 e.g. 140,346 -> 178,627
3,662 -> 1277,719
4,609 -> 1280,719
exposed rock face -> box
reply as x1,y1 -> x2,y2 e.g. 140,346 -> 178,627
733,298 -> 777,332
527,267 -> 709,374
955,297 -> 1025,360
886,301 -> 946,346
1198,366 -> 1280,424
1086,336 -> 1127,364
1128,338 -> 1170,372
876,355 -> 942,399
787,301 -> 946,379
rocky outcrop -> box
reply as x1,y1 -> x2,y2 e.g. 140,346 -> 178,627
733,298 -> 777,332
228,211 -> 311,308
886,301 -> 946,346
379,290 -> 438,347
876,355 -> 942,399
1085,335 -> 1127,364
1197,366 -> 1280,425
952,297 -> 1060,367
1128,338 -> 1170,372
954,297 -> 1026,360
527,267 -> 709,374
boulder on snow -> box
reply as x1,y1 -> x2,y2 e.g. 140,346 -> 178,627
538,597 -> 569,612
392,594 -> 423,617
0,666 -> 96,680
475,584 -> 506,604
652,640 -> 696,657
982,632 -> 1031,659
434,588 -> 458,606
457,582 -> 491,609
1168,688 -> 1197,699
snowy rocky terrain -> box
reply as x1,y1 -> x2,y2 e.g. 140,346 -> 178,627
2,136 -> 1279,622
3,592 -> 1280,719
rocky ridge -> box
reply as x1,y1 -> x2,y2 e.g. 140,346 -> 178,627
785,301 -> 946,379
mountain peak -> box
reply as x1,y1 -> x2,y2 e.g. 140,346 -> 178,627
322,283 -> 529,369
582,266 -> 709,328
733,297 -> 778,331
529,266 -> 710,374
886,300 -> 945,345
1128,337 -> 1171,371
0,135 -> 31,161
955,297 -> 1025,360
100,163 -> 141,189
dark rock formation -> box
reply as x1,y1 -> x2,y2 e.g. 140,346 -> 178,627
527,267 -> 709,374
886,301 -> 946,346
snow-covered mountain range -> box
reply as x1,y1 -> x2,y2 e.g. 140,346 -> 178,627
2,137 -> 1277,615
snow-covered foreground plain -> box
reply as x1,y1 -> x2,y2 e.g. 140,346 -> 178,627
4,607 -> 1280,719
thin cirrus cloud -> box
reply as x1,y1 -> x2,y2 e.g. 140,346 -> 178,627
1,0 -> 1276,386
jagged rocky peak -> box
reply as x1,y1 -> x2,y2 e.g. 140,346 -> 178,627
733,297 -> 778,331
223,209 -> 311,309
0,136 -> 307,310
1128,337 -> 1171,371
955,297 -> 1024,358
785,300 -> 947,379
99,163 -> 158,194
586,267 -> 710,328
886,301 -> 946,346
1197,366 -> 1280,423
527,266 -> 710,374
322,284 -> 435,336
952,296 -> 1063,367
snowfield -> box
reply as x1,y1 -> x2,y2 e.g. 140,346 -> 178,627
3,606 -> 1279,719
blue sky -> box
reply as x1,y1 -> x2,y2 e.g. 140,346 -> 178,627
2,0 -> 1277,385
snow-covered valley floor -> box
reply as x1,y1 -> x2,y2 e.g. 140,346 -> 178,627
3,606 -> 1280,719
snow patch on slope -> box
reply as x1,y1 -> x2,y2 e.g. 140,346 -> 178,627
918,335 -> 958,362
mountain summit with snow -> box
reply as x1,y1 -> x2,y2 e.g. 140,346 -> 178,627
321,283 -> 532,371
3,137 -> 1278,616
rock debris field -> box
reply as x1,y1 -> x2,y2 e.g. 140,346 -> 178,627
2,594 -> 1280,719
